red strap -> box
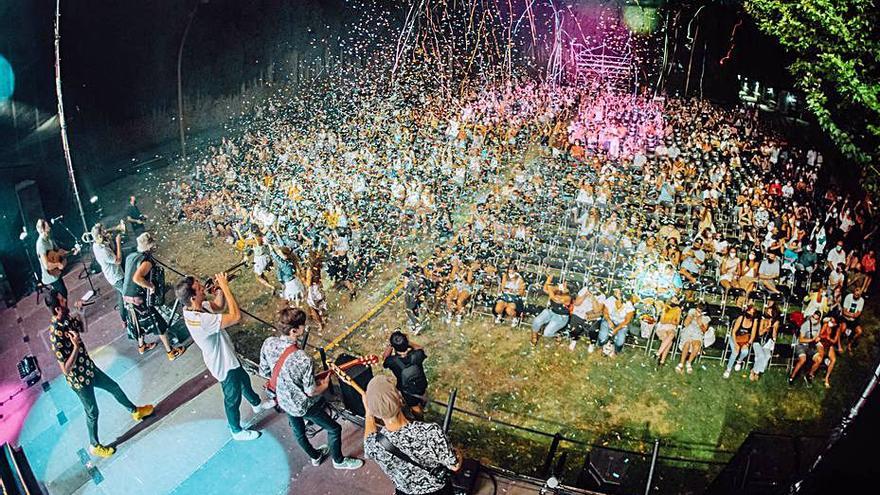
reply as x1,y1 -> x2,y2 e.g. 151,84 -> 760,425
267,344 -> 299,394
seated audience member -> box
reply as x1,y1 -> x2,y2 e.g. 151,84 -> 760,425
839,287 -> 865,352
789,312 -> 823,385
676,303 -> 711,374
651,296 -> 681,366
679,238 -> 706,285
756,252 -> 782,295
818,315 -> 841,388
598,288 -> 635,357
568,285 -> 604,352
362,375 -> 461,495
494,264 -> 525,326
531,276 -> 572,346
750,300 -> 780,381
724,305 -> 758,378
383,331 -> 429,418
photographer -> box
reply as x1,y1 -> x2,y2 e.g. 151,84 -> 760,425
362,375 -> 460,495
383,331 -> 428,418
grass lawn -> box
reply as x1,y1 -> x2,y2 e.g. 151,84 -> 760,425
96,155 -> 878,493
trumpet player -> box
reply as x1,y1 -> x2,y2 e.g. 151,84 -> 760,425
90,223 -> 127,330
121,232 -> 186,360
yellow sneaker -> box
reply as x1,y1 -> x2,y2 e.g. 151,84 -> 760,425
132,404 -> 155,421
90,444 -> 115,458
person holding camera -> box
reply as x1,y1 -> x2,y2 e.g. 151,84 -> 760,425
383,331 -> 428,418
362,374 -> 460,495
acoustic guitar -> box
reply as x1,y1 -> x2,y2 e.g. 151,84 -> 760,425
45,243 -> 81,277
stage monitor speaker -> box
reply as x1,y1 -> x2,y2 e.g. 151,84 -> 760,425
586,447 -> 635,493
14,180 -> 46,238
334,354 -> 373,417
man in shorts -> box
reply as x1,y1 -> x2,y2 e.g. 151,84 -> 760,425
789,312 -> 822,385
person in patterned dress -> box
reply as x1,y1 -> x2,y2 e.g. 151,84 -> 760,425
362,375 -> 460,495
46,289 -> 155,458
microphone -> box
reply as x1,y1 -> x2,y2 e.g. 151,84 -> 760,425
50,215 -> 64,224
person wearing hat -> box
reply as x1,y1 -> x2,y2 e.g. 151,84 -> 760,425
258,307 -> 363,470
121,232 -> 186,359
362,374 -> 460,495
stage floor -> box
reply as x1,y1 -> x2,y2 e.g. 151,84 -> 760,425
0,269 -> 536,495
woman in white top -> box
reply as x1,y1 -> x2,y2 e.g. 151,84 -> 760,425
494,265 -> 525,326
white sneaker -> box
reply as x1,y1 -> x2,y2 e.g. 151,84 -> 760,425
734,363 -> 742,372
686,364 -> 694,374
311,444 -> 329,466
675,363 -> 684,374
251,400 -> 274,414
232,429 -> 260,441
511,317 -> 520,328
587,343 -> 595,353
722,369 -> 731,379
332,457 -> 364,470
494,314 -> 502,324
568,340 -> 577,351
455,314 -> 462,326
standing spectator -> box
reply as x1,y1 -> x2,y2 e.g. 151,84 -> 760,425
125,195 -> 148,237
383,331 -> 429,418
258,308 -> 363,470
818,316 -> 841,388
362,375 -> 461,495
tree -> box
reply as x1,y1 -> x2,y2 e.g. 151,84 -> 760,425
744,0 -> 880,187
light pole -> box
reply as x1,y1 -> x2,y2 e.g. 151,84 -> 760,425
177,0 -> 208,176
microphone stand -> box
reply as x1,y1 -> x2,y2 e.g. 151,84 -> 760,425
54,219 -> 99,302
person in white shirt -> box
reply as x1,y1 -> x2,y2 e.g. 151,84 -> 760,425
826,241 -> 846,271
568,286 -> 604,352
91,224 -> 127,328
840,288 -> 865,352
175,272 -> 271,441
598,288 -> 635,357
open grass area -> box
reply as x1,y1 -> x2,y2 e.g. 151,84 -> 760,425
97,157 -> 878,493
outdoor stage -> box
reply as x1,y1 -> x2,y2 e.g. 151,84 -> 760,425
0,269 -> 540,495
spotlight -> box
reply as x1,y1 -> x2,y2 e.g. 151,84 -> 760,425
19,228 -> 27,241
90,195 -> 98,204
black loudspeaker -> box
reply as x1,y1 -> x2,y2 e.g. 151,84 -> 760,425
334,354 -> 373,417
0,260 -> 14,309
586,447 -> 634,493
14,180 -> 45,237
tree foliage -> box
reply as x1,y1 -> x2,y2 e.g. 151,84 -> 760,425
744,0 -> 880,187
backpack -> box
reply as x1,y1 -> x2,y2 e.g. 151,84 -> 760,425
393,355 -> 427,397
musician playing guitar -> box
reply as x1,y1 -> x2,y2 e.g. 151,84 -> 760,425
121,232 -> 185,359
257,307 -> 363,471
35,218 -> 71,298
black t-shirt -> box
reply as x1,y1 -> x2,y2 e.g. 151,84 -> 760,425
384,349 -> 428,395
122,251 -> 150,298
127,204 -> 144,221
